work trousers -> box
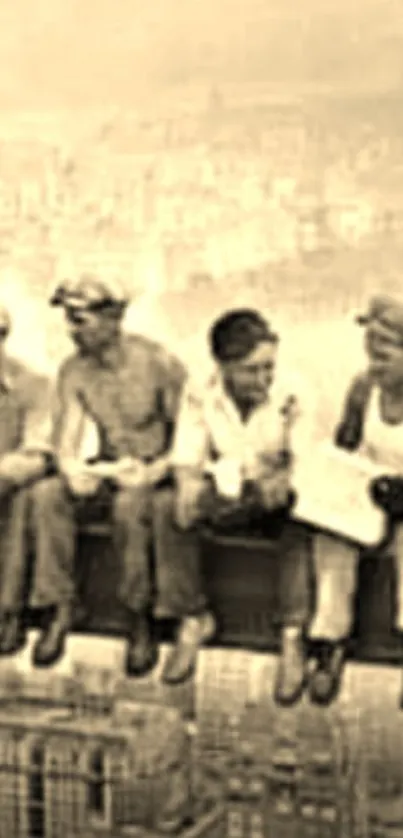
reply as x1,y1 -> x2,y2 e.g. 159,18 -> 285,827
26,477 -> 207,618
190,477 -> 311,629
0,485 -> 31,612
309,525 -> 403,641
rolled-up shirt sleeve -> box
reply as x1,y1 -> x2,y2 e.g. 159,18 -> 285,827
171,379 -> 211,470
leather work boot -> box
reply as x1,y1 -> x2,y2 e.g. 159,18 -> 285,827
125,611 -> 159,678
0,612 -> 26,656
161,611 -> 216,685
308,640 -> 346,706
32,603 -> 72,668
274,626 -> 306,707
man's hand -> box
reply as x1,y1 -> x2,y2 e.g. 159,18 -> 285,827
207,458 -> 243,500
61,458 -> 103,497
110,457 -> 149,490
257,467 -> 292,510
370,475 -> 403,517
174,473 -> 205,530
80,457 -> 168,490
0,451 -> 49,487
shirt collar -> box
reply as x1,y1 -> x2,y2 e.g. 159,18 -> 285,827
210,370 -> 271,421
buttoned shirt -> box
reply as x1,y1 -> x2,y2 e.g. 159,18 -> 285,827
52,334 -> 186,462
171,367 -> 313,480
0,356 -> 52,456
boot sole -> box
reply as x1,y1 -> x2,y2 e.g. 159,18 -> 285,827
161,616 -> 218,685
308,680 -> 341,707
0,633 -> 26,657
308,668 -> 343,706
273,674 -> 307,708
161,657 -> 196,686
32,638 -> 66,669
125,645 -> 159,678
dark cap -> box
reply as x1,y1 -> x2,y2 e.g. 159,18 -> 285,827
356,294 -> 403,342
50,274 -> 129,315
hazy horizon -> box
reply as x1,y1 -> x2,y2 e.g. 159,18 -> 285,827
0,0 -> 401,109
0,0 -> 401,442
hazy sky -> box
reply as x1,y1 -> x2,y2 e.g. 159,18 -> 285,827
0,0 -> 401,108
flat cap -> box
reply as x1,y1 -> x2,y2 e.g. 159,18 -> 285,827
50,274 -> 129,313
356,293 -> 403,342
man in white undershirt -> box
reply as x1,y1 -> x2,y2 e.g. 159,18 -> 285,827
307,294 -> 403,707
170,308 -> 312,705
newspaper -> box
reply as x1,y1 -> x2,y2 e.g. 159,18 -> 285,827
292,443 -> 387,547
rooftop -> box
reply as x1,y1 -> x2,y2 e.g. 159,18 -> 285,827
0,700 -> 181,742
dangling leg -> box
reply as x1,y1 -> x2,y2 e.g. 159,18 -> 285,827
30,477 -> 78,667
113,485 -> 159,678
273,524 -> 311,707
308,531 -> 359,705
0,487 -> 32,656
153,487 -> 215,685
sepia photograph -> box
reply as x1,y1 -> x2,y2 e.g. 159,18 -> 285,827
0,0 -> 402,835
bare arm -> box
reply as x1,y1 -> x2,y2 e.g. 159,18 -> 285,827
141,345 -> 188,487
334,372 -> 372,452
50,360 -> 103,495
51,360 -> 90,468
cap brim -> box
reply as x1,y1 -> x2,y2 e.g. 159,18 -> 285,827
355,313 -> 370,326
49,294 -> 64,306
50,296 -> 87,310
49,285 -> 82,307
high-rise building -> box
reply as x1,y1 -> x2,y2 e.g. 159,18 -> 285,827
195,649 -> 253,757
0,675 -> 220,838
223,743 -> 271,838
296,704 -> 349,838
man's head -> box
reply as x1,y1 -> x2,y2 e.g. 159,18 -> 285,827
209,308 -> 278,408
50,275 -> 129,354
357,294 -> 403,389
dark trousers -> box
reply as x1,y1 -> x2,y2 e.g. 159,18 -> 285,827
271,523 -> 311,628
28,477 -> 207,618
0,485 -> 31,612
193,479 -> 311,629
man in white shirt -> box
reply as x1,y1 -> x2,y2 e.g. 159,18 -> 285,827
170,308 -> 312,705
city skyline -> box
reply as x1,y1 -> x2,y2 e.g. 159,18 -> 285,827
0,632 -> 400,835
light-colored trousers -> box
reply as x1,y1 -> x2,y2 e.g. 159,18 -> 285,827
309,526 -> 403,641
